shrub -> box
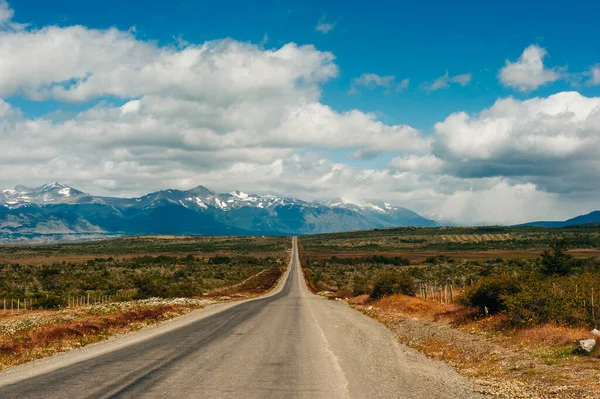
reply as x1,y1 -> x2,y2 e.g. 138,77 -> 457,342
460,274 -> 522,314
371,271 -> 416,299
352,281 -> 368,297
208,256 -> 231,265
32,294 -> 65,309
540,238 -> 573,276
502,276 -> 592,327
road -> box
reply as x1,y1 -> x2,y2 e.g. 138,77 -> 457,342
0,237 -> 482,398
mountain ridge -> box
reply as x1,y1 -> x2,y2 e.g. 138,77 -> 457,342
0,182 -> 437,242
519,210 -> 600,228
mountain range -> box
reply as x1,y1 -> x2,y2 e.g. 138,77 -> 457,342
0,182 -> 436,242
520,211 -> 600,228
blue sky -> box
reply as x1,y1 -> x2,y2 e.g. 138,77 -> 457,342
1,0 -> 600,224
11,0 -> 600,129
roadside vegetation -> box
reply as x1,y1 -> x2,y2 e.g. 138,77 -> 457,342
0,235 -> 291,370
0,298 -> 214,370
300,229 -> 600,398
0,254 -> 284,307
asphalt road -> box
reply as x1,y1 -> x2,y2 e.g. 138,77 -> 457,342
0,237 -> 482,398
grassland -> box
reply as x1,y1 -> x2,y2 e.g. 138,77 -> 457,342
0,235 -> 291,369
0,235 -> 288,264
302,224 -> 600,254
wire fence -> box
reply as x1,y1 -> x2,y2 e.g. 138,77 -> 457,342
1,294 -> 117,313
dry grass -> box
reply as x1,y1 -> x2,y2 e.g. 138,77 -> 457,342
356,294 -> 600,398
0,299 -> 214,370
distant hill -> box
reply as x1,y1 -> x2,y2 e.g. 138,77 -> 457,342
520,211 -> 600,228
0,182 -> 436,242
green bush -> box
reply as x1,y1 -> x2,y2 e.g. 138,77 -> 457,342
32,294 -> 65,309
371,271 -> 416,299
209,256 -> 232,265
460,274 -> 522,314
502,276 -> 592,327
352,281 -> 368,296
540,238 -> 573,276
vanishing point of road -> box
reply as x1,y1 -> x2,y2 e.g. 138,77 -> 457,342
0,237 -> 482,398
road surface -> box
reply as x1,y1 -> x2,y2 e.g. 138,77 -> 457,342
0,237 -> 482,398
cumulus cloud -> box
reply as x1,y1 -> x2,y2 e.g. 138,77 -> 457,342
0,17 -> 428,197
498,45 -> 563,91
432,91 -> 600,194
315,15 -> 336,34
0,27 -> 337,103
422,71 -> 471,92
0,0 -> 24,31
0,7 -> 599,225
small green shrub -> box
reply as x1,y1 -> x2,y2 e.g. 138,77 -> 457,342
460,274 -> 522,314
371,271 -> 416,299
352,281 -> 368,296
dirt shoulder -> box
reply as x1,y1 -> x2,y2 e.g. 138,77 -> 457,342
350,295 -> 600,399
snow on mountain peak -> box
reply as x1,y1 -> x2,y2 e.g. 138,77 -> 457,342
42,181 -> 64,189
231,191 -> 250,200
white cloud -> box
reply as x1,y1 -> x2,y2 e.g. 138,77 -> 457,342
586,65 -> 600,86
432,91 -> 600,194
422,71 -> 471,92
259,33 -> 269,47
349,73 -> 404,94
396,78 -> 409,91
435,181 -> 567,225
315,15 -> 336,34
0,0 -> 13,23
498,45 -> 563,91
0,9 -> 599,225
388,155 -> 443,174
0,28 -> 338,103
0,0 -> 25,31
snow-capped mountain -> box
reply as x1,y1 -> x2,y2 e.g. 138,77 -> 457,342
0,182 -> 100,207
320,198 -> 435,227
0,182 -> 436,241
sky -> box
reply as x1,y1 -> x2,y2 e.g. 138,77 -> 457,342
1,0 -> 600,225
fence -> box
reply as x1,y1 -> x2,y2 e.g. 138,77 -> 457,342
1,294 -> 116,313
416,282 -> 466,304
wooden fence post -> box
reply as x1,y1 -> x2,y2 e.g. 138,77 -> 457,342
592,286 -> 595,324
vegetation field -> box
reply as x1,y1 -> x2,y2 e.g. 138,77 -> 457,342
0,236 -> 290,305
0,235 -> 291,369
0,235 -> 288,265
299,226 -> 600,398
302,224 -> 600,253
